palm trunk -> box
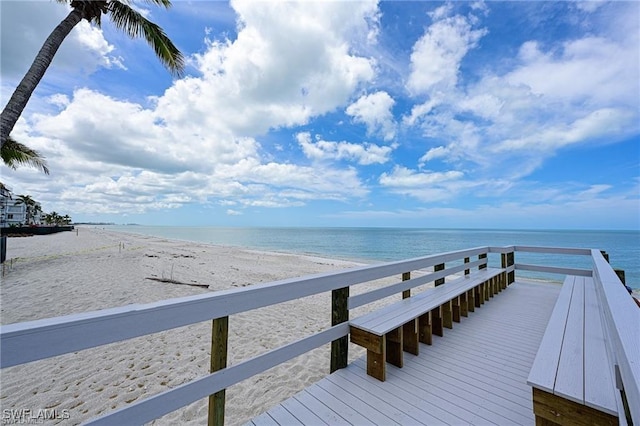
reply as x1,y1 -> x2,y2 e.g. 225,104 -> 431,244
0,8 -> 83,148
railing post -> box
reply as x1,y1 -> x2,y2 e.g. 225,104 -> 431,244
330,287 -> 349,373
478,253 -> 487,270
402,272 -> 411,298
464,257 -> 470,276
501,250 -> 515,285
434,263 -> 445,286
600,250 -> 610,263
209,316 -> 229,426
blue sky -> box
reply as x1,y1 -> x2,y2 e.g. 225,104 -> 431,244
1,0 -> 638,229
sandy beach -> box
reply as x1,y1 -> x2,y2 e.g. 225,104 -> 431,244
0,228 -> 419,425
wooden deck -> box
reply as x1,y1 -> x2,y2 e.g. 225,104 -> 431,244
250,280 -> 561,426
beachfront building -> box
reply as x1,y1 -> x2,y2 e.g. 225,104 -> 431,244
0,187 -> 42,227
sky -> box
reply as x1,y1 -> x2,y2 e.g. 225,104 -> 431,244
1,0 -> 638,229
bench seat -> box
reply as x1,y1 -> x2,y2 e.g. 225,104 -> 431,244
350,267 -> 506,381
527,275 -> 622,425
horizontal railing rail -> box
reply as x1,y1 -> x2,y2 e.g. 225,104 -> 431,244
0,246 -> 489,368
1,244 -> 637,425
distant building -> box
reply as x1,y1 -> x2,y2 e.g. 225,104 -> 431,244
0,186 -> 42,227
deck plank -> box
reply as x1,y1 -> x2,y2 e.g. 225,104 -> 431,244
583,277 -> 618,415
250,280 -> 562,426
527,277 -> 575,394
554,277 -> 585,404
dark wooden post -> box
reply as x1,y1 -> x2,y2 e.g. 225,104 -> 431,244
478,253 -> 487,270
330,287 -> 349,373
600,250 -> 610,263
615,269 -> 626,285
209,316 -> 229,426
434,263 -> 445,286
402,272 -> 411,298
464,257 -> 470,276
401,272 -> 419,355
507,252 -> 514,284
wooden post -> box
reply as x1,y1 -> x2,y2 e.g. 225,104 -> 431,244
478,253 -> 487,270
601,250 -> 610,263
502,251 -> 515,284
615,269 -> 626,285
464,257 -> 470,275
434,263 -> 445,286
507,252 -> 514,284
209,316 -> 229,426
401,272 -> 419,355
402,272 -> 411,299
330,287 -> 349,373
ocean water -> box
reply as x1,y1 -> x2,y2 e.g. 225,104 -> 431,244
105,226 -> 639,290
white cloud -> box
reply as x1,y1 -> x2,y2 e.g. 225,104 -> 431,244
296,132 -> 393,165
74,22 -> 126,71
187,0 -> 378,136
0,1 -> 124,83
404,3 -> 639,188
406,14 -> 487,95
345,91 -> 396,141
2,1 -> 383,216
379,165 -> 465,202
419,146 -> 449,164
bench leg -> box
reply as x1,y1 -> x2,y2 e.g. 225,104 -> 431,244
452,297 -> 461,323
431,306 -> 443,337
475,285 -> 483,307
467,289 -> 475,312
367,347 -> 386,381
442,301 -> 453,329
459,292 -> 468,317
350,327 -> 386,381
484,280 -> 490,301
418,312 -> 432,345
386,327 -> 403,368
403,319 -> 419,355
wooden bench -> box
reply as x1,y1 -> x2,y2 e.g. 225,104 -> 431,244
527,275 -> 622,425
350,267 -> 506,381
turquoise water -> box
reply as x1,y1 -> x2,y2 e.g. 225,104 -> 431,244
105,226 -> 639,289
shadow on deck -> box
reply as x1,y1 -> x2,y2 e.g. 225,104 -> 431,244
250,280 -> 561,425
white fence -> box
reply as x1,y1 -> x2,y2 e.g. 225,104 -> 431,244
1,245 -> 637,425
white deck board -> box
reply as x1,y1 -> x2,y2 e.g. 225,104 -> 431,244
554,277 -> 585,404
250,280 -> 561,426
583,277 -> 618,415
526,276 -> 575,393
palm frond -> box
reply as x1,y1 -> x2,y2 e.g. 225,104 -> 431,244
108,1 -> 184,76
1,136 -> 50,175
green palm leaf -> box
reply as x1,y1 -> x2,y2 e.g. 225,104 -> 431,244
1,136 -> 50,175
108,1 -> 184,77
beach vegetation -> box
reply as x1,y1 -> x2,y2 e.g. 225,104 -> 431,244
42,211 -> 73,226
15,195 -> 39,225
0,0 -> 185,161
1,136 -> 49,175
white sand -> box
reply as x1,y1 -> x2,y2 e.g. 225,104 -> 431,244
0,228 -> 424,425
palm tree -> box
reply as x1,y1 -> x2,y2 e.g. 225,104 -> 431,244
1,0 -> 184,149
15,194 -> 37,225
1,135 -> 50,174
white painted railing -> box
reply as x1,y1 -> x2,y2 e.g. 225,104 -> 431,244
0,245 -> 637,425
591,249 -> 640,422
